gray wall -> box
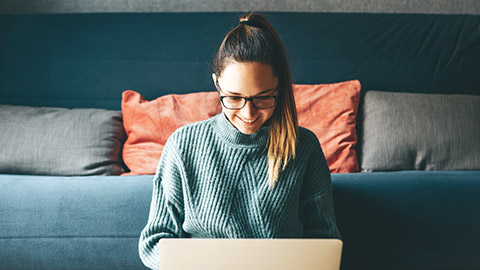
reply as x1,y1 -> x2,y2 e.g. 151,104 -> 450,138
1,0 -> 480,14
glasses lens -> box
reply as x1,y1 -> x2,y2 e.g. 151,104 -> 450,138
253,97 -> 276,109
222,96 -> 245,109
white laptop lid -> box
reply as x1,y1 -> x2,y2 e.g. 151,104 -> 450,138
159,238 -> 343,270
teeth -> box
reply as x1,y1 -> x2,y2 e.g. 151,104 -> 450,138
242,118 -> 255,123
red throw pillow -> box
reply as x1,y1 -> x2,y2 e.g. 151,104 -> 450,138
293,80 -> 361,173
122,80 -> 360,175
121,90 -> 221,175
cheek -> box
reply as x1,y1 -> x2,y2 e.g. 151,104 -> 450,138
222,109 -> 236,122
262,107 -> 276,120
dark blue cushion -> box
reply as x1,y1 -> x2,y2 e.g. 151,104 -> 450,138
0,174 -> 153,269
2,172 -> 479,269
1,13 -> 479,109
332,171 -> 480,270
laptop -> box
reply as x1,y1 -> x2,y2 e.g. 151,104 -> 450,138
159,238 -> 343,270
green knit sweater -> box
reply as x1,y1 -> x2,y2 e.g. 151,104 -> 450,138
139,113 -> 341,269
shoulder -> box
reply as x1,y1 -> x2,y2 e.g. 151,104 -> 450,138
296,126 -> 327,160
296,127 -> 331,189
158,116 -> 218,170
164,115 -> 220,157
297,126 -> 321,147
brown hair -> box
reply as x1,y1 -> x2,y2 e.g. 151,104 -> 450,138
213,13 -> 298,189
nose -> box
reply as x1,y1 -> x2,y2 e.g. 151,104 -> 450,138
240,99 -> 257,118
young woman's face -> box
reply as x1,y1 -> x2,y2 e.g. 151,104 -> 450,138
215,62 -> 278,135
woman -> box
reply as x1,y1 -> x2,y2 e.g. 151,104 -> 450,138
139,13 -> 341,269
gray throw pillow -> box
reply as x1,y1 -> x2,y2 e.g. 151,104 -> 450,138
0,105 -> 126,175
360,91 -> 480,172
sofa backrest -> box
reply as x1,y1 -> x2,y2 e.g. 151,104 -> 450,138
1,12 -> 479,110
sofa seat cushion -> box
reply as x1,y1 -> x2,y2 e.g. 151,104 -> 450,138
0,174 -> 154,269
332,171 -> 480,270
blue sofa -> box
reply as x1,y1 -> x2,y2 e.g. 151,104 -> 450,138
1,12 -> 479,270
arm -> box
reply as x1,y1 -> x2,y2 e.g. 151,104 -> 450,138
300,136 -> 342,239
138,137 -> 186,269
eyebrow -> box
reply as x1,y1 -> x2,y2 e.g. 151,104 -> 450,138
223,88 -> 277,96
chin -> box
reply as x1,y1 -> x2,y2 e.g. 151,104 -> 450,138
239,123 -> 263,134
240,129 -> 257,135
225,113 -> 264,134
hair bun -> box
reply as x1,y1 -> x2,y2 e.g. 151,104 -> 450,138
239,18 -> 250,25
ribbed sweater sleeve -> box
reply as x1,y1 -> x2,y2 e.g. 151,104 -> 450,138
138,135 -> 186,270
299,130 -> 342,239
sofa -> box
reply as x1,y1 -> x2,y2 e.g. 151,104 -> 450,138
1,12 -> 479,270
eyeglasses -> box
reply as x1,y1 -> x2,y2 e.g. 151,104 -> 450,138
215,79 -> 278,110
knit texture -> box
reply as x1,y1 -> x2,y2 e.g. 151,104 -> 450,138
139,113 -> 341,269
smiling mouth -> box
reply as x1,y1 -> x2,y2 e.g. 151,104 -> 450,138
238,116 -> 258,124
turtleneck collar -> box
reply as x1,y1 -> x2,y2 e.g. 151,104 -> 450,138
211,113 -> 269,148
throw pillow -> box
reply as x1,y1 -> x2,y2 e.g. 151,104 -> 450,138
293,80 -> 361,173
121,90 -> 222,175
122,80 -> 361,175
0,105 -> 126,175
360,91 -> 480,171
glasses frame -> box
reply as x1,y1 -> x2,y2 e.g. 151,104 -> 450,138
215,78 -> 278,110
